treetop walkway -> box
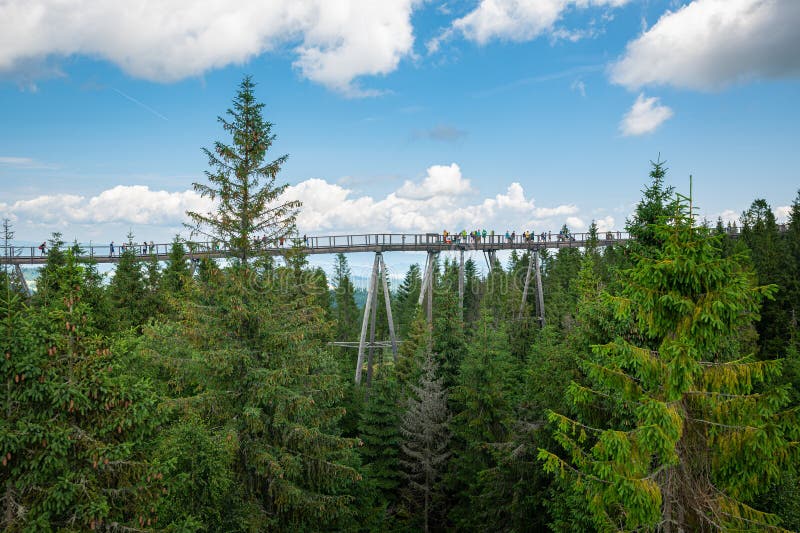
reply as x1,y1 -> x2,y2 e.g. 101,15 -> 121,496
1,230 -> 631,266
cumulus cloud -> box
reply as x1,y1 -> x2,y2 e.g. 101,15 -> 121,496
285,167 -> 582,233
395,163 -> 473,199
0,0 -> 422,96
1,185 -> 212,227
619,93 -> 673,136
611,0 -> 800,91
2,165 -> 589,238
431,0 -> 631,48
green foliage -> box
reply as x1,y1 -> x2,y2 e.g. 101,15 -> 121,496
139,261 -> 361,530
161,237 -> 191,296
186,75 -> 301,264
395,263 -> 422,338
399,351 -> 451,533
447,310 -> 518,529
358,373 -> 402,516
1,249 -> 162,531
541,196 -> 798,531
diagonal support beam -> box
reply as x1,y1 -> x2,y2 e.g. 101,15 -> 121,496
355,253 -> 381,384
378,254 -> 399,361
534,249 -> 546,327
458,249 -> 465,317
519,249 -> 534,318
14,264 -> 30,296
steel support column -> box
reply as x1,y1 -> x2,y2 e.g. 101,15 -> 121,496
534,250 -> 545,327
458,249 -> 465,317
378,254 -> 399,361
355,253 -> 380,384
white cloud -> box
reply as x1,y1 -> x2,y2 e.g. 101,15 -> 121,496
571,79 -> 586,97
396,163 -> 472,199
774,205 -> 791,222
0,0 -> 422,96
619,93 -> 673,136
2,185 -> 212,227
285,167 -> 580,233
433,0 -> 631,47
3,166 -> 593,240
611,0 -> 800,91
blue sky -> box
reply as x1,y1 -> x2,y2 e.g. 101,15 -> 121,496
1,0 -> 798,256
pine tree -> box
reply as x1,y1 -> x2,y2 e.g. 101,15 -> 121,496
107,233 -> 149,331
433,259 -> 466,389
1,248 -> 162,530
626,157 -> 676,258
395,263 -> 422,338
400,351 -> 452,533
332,253 -> 360,342
186,76 -> 301,265
740,198 -> 794,357
161,236 -> 191,295
539,195 -> 799,531
447,309 -> 517,529
358,373 -> 402,511
141,259 -> 361,529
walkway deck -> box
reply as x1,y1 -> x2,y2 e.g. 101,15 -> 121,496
2,231 -> 629,265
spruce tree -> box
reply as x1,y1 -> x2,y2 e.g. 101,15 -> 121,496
107,233 -> 149,331
400,351 -> 451,533
187,76 -> 301,265
740,198 -> 794,357
626,157 -> 676,258
161,237 -> 191,295
332,253 -> 360,342
540,195 -> 799,531
447,309 -> 517,529
1,249 -> 162,530
395,264 -> 422,338
358,373 -> 402,511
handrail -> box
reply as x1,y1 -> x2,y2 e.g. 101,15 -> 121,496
0,231 -> 635,262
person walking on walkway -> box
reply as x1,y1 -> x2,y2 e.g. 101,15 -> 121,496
110,241 -> 114,256
38,242 -> 46,255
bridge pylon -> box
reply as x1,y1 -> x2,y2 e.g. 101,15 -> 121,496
418,251 -> 438,324
518,247 -> 545,326
354,252 -> 398,385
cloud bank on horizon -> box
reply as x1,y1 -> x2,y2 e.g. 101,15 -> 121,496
0,163 -> 606,241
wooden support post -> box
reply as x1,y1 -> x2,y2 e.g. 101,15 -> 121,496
426,252 -> 435,324
14,264 -> 30,296
519,249 -> 534,318
366,278 -> 378,389
356,253 -> 380,384
418,252 -> 433,307
379,254 -> 399,361
458,249 -> 465,317
534,249 -> 546,327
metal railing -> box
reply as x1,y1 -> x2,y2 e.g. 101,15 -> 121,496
0,231 -> 634,263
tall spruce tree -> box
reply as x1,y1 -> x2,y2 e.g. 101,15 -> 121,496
540,195 -> 799,531
447,309 -> 517,529
626,157 -> 676,258
186,76 -> 300,265
740,198 -> 794,357
400,351 -> 451,532
332,253 -> 360,342
394,263 -> 422,338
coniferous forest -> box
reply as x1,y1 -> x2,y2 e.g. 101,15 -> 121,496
3,78 -> 800,532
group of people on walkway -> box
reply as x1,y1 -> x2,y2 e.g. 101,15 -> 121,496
108,240 -> 156,256
441,229 -> 576,245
